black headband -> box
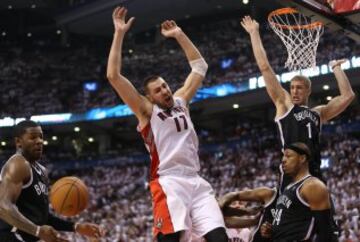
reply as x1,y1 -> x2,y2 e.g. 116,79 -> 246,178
285,144 -> 311,159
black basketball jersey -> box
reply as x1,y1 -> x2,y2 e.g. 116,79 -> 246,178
272,175 -> 315,242
250,189 -> 278,242
0,161 -> 50,242
276,105 -> 322,180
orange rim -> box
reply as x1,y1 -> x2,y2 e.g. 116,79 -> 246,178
268,7 -> 323,30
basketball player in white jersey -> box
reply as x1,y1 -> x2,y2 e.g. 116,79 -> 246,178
106,7 -> 227,242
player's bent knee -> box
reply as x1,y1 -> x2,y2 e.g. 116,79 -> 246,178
204,227 -> 228,242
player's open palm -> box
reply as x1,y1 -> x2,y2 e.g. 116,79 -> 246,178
112,6 -> 135,33
38,225 -> 69,242
241,16 -> 259,34
161,20 -> 182,38
75,222 -> 104,238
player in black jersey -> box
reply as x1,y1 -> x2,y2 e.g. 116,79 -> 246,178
261,143 -> 333,242
0,120 -> 102,242
219,187 -> 278,242
241,16 -> 355,240
241,15 -> 355,187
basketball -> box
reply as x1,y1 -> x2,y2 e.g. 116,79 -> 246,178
50,176 -> 89,217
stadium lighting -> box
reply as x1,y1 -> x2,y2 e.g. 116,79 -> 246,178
88,137 -> 94,143
52,136 -> 58,141
1,141 -> 6,146
43,140 -> 48,145
74,127 -> 80,132
323,85 -> 329,90
233,104 -> 239,109
243,0 -> 249,4
326,96 -> 332,101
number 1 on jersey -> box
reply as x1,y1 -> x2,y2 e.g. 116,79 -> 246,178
174,115 -> 188,132
306,122 -> 312,139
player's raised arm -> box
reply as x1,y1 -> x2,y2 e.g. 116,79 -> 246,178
241,16 -> 291,111
313,59 -> 355,123
161,20 -> 208,104
0,155 -> 67,242
106,7 -> 151,122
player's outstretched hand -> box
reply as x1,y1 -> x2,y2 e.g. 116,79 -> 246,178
329,59 -> 346,70
260,221 -> 272,238
38,225 -> 69,242
112,6 -> 135,33
75,222 -> 104,238
161,20 -> 183,38
241,16 -> 259,34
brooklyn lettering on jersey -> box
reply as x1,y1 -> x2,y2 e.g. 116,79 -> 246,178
276,194 -> 292,209
293,109 -> 319,125
157,106 -> 187,120
34,181 -> 48,196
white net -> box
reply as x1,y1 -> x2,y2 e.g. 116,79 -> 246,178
268,8 -> 324,71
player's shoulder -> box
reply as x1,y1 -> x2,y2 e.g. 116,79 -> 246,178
301,177 -> 328,200
2,154 -> 31,180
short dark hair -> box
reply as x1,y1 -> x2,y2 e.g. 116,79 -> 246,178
14,120 -> 40,138
143,75 -> 161,94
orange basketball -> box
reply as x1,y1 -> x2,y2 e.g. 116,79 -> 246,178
50,176 -> 89,217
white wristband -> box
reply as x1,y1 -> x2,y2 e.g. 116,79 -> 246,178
35,226 -> 40,237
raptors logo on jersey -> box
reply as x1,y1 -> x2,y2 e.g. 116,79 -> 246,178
139,97 -> 200,180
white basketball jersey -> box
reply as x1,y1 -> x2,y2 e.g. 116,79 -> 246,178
139,97 -> 200,179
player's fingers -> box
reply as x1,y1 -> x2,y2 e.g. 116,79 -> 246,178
112,6 -> 120,18
170,20 -> 176,27
165,20 -> 172,29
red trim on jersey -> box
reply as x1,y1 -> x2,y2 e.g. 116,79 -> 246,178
140,123 -> 160,180
149,179 -> 175,237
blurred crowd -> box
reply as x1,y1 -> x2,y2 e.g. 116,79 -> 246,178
45,125 -> 360,242
0,18 -> 359,118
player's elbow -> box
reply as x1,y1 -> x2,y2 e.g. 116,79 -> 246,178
106,72 -> 120,83
347,91 -> 356,102
0,200 -> 13,217
258,61 -> 271,73
190,58 -> 208,77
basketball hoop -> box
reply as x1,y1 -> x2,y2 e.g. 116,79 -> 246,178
268,8 -> 324,71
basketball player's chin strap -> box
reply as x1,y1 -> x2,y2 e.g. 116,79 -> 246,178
47,213 -> 75,232
189,58 -> 208,77
313,209 -> 334,242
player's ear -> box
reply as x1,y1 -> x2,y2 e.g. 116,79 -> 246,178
15,137 -> 22,149
300,154 -> 307,164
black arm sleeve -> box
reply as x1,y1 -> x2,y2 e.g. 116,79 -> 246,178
47,213 -> 75,232
313,209 -> 333,242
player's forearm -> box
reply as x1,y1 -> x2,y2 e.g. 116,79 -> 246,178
249,31 -> 272,72
225,217 -> 259,228
47,213 -> 75,232
107,31 -> 125,80
175,31 -> 203,62
0,202 -> 39,236
333,67 -> 355,100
